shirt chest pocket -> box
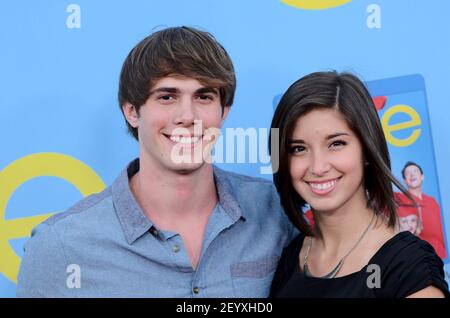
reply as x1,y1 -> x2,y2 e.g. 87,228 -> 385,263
230,255 -> 279,298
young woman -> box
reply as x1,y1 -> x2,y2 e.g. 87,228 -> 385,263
269,71 -> 449,298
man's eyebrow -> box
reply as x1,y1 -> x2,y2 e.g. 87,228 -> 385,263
149,87 -> 179,95
196,87 -> 219,95
148,87 -> 219,96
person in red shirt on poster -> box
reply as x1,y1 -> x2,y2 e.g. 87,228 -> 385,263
396,162 -> 447,259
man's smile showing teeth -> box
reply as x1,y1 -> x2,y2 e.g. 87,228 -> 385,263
307,178 -> 340,195
168,135 -> 201,144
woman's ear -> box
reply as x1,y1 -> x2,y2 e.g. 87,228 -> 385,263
122,102 -> 139,128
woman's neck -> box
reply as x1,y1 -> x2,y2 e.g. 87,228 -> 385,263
311,190 -> 376,257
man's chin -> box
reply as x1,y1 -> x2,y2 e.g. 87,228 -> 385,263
407,184 -> 422,190
169,161 -> 208,174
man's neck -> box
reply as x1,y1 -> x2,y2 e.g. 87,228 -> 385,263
408,188 -> 423,200
130,157 -> 218,229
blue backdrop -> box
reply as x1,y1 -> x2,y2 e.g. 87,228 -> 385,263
1,0 -> 449,297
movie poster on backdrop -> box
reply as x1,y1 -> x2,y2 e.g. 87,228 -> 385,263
366,74 -> 448,264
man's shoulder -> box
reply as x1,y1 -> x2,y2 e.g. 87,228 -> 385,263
43,186 -> 113,228
214,166 -> 280,201
422,193 -> 440,206
213,166 -> 283,213
213,166 -> 274,187
18,188 -> 115,298
23,186 -> 116,269
394,191 -> 412,205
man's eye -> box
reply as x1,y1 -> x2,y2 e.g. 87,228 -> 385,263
197,94 -> 214,101
158,95 -> 173,101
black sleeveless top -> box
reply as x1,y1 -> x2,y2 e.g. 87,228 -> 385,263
270,231 -> 449,298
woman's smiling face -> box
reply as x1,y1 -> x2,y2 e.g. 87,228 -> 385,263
289,108 -> 366,213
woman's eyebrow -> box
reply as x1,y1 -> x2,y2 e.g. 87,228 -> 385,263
326,132 -> 349,140
288,139 -> 305,144
288,132 -> 350,144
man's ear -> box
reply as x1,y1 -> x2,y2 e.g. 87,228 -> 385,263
122,102 -> 139,128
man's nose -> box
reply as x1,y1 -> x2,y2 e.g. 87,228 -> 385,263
174,97 -> 196,126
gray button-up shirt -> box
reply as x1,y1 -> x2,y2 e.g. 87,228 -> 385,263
17,159 -> 297,297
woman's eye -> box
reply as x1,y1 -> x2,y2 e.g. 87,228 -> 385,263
329,140 -> 347,148
289,146 -> 305,154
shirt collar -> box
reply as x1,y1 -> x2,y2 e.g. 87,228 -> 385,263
213,166 -> 245,222
112,159 -> 244,245
112,159 -> 153,244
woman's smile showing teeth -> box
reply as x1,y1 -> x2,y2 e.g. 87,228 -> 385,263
307,178 -> 340,196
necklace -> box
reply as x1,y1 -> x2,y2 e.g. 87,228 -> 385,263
303,213 -> 375,279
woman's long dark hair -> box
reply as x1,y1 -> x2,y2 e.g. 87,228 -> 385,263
269,71 -> 413,236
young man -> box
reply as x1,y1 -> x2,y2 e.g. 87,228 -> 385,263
17,26 -> 296,297
396,161 -> 447,259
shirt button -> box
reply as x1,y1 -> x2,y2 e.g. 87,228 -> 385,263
150,228 -> 158,236
193,287 -> 200,294
172,244 -> 180,253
